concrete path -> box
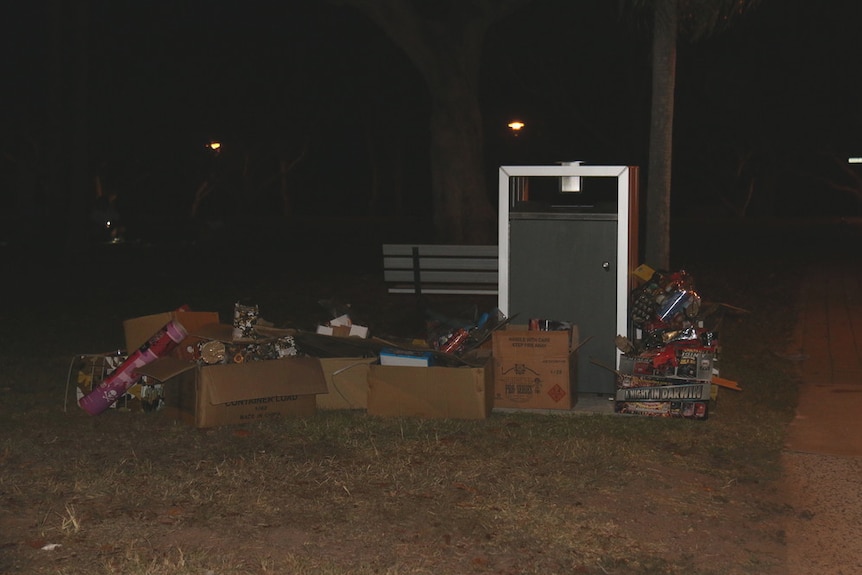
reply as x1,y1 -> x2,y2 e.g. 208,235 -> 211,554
783,261 -> 862,573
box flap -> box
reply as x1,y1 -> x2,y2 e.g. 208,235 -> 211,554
124,310 -> 220,351
254,325 -> 299,339
191,323 -> 236,343
201,357 -> 328,405
317,357 -> 374,410
135,356 -> 196,381
570,325 -> 581,353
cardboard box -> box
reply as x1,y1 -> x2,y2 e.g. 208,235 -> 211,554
614,372 -> 713,421
618,349 -> 713,381
316,357 -> 375,410
615,380 -> 712,402
614,399 -> 709,420
367,359 -> 494,419
492,326 -> 579,410
137,355 -> 328,428
676,349 -> 714,380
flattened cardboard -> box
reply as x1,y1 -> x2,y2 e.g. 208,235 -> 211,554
492,326 -> 579,410
137,356 -> 327,428
367,360 -> 493,419
316,357 -> 375,410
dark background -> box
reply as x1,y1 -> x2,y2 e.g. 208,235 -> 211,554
2,0 -> 862,248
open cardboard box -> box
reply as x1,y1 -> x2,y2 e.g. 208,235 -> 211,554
367,351 -> 494,419
492,325 -> 580,410
128,318 -> 327,428
136,354 -> 326,428
218,325 -> 380,412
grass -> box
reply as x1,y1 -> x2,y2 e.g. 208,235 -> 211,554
0,217 -> 831,575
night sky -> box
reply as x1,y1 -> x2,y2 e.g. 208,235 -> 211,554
3,0 -> 862,243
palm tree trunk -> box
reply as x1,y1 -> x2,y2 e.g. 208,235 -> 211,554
645,0 -> 677,269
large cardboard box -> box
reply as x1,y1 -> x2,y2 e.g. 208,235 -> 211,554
316,357 -> 375,410
367,359 -> 493,419
137,354 -> 328,428
492,326 -> 579,410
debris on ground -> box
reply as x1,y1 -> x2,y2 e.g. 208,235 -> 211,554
614,264 -> 743,420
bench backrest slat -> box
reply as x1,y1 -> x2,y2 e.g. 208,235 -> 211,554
382,243 -> 499,295
384,270 -> 498,284
382,244 -> 498,257
383,256 -> 498,271
387,286 -> 498,295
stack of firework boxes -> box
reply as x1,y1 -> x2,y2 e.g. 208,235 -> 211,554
615,267 -> 717,420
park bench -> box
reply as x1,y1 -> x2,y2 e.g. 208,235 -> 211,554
382,244 -> 499,296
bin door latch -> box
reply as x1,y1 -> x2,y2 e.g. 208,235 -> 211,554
602,261 -> 610,271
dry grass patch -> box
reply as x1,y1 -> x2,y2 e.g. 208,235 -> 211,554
1,405 -> 790,574
1,224 -> 816,575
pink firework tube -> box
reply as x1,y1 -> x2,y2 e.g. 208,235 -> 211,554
79,319 -> 188,415
144,320 -> 187,356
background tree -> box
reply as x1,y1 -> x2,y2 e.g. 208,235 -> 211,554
334,0 -> 530,244
628,0 -> 760,269
40,0 -> 91,254
645,0 -> 677,270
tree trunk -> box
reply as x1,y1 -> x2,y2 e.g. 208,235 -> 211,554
42,0 -> 90,255
427,78 -> 495,243
645,0 -> 677,270
402,25 -> 497,243
335,0 -> 500,244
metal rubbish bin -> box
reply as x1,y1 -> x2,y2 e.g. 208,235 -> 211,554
498,164 -> 639,395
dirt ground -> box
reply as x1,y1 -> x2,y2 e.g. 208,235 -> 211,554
0,392 -> 794,575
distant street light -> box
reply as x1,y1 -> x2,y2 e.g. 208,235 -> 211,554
508,121 -> 525,135
208,141 -> 222,153
849,157 -> 862,164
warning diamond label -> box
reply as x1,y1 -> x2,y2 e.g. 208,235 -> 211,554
547,384 -> 566,403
